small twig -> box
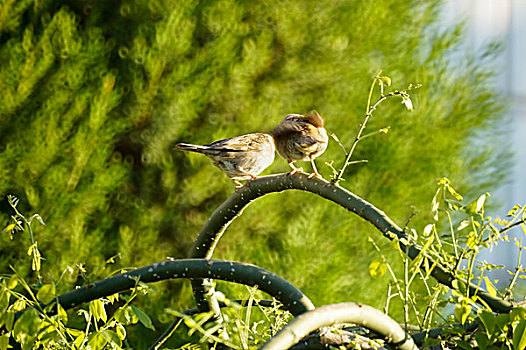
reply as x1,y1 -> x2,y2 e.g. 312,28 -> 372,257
505,239 -> 523,301
402,207 -> 417,233
332,72 -> 417,184
499,218 -> 526,235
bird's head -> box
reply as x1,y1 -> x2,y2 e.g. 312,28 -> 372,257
284,111 -> 324,128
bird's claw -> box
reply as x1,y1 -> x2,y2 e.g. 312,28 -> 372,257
289,167 -> 304,175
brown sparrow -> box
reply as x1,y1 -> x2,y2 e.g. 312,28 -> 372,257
270,111 -> 328,177
176,133 -> 275,188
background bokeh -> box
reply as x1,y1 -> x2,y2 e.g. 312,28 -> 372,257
442,0 -> 526,286
0,0 -> 516,346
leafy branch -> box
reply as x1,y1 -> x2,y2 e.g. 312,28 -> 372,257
331,72 -> 420,184
2,195 -> 46,285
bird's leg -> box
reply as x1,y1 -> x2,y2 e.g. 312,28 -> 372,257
288,162 -> 303,175
308,157 -> 321,178
240,170 -> 258,181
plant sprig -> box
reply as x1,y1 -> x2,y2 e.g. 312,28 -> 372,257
331,71 -> 420,184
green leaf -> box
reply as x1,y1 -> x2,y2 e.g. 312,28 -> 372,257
452,279 -> 467,294
456,339 -> 473,350
37,284 -> 55,304
466,231 -> 478,250
402,96 -> 413,111
57,303 -> 68,325
476,193 -> 490,214
495,314 -> 510,329
474,332 -> 489,349
2,223 -> 16,234
89,299 -> 107,323
27,243 -> 41,272
0,334 -> 9,350
88,331 -> 107,349
115,305 -> 138,325
513,319 -> 526,350
74,332 -> 86,349
116,323 -> 126,340
101,329 -> 122,347
447,184 -> 463,200
454,302 -> 471,325
131,305 -> 155,330
13,308 -> 42,343
479,310 -> 495,335
379,76 -> 391,86
7,275 -> 18,290
507,204 -> 522,217
510,307 -> 526,322
0,290 -> 8,313
12,299 -> 26,311
368,258 -> 386,278
483,277 -> 497,298
423,224 -> 434,237
2,310 -> 14,332
457,220 -> 470,231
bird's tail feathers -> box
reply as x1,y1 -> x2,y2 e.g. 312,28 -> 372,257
176,143 -> 209,153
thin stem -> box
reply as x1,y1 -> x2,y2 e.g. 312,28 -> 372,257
25,221 -> 42,285
499,218 -> 526,235
356,127 -> 390,143
334,93 -> 387,184
446,211 -> 459,260
505,239 -> 523,301
404,244 -> 410,332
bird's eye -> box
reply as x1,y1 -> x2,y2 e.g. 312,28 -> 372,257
285,114 -> 301,120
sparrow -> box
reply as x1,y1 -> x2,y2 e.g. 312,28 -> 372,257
176,133 -> 275,188
270,111 -> 328,177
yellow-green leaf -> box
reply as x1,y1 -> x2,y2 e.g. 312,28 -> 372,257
13,308 -> 42,342
379,76 -> 391,86
131,305 -> 155,330
447,185 -> 463,201
476,193 -> 490,214
484,276 -> 497,298
88,331 -> 107,349
2,310 -> 14,332
454,302 -> 471,325
37,284 -> 55,304
74,332 -> 85,348
101,330 -> 122,347
0,290 -> 8,314
0,333 -> 8,350
115,305 -> 138,325
423,224 -> 434,237
368,258 -> 387,279
116,323 -> 126,340
3,223 -> 15,234
7,275 -> 18,290
513,319 -> 526,350
89,299 -> 107,323
57,303 -> 68,324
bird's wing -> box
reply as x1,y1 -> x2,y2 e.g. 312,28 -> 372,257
207,134 -> 269,152
293,135 -> 319,153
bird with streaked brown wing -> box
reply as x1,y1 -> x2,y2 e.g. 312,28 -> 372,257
176,133 -> 275,188
270,111 -> 328,177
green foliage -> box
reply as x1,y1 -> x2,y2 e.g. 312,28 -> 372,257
372,179 -> 526,349
0,0 -> 508,346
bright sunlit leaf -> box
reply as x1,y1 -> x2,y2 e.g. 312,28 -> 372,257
37,284 -> 55,304
368,258 -> 387,279
483,277 -> 497,298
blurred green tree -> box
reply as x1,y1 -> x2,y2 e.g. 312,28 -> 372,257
0,0 -> 507,346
